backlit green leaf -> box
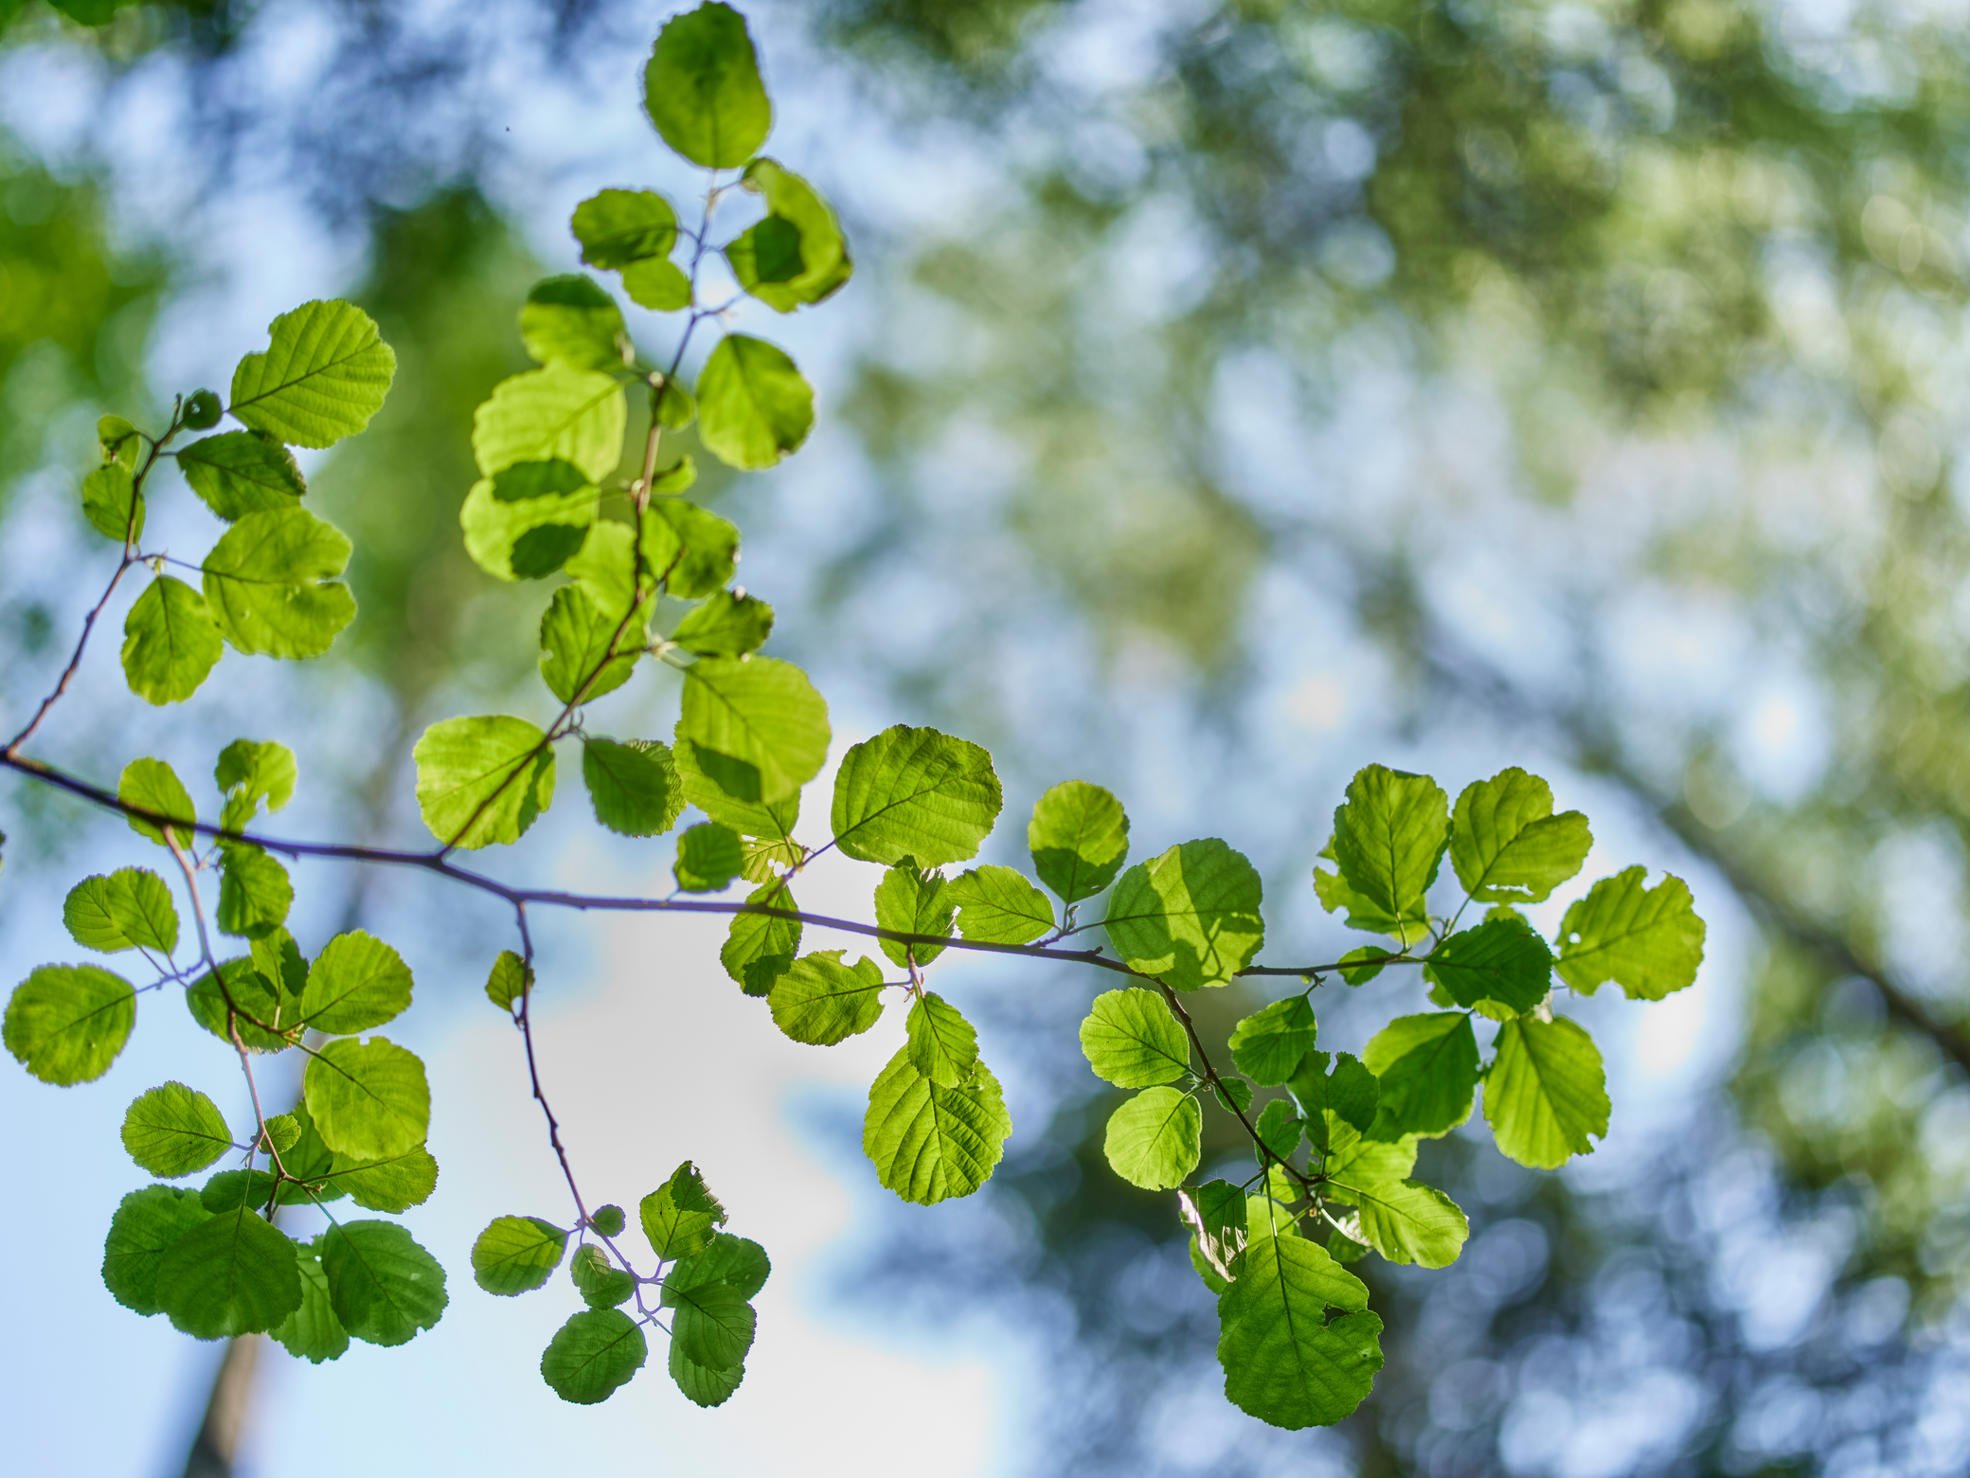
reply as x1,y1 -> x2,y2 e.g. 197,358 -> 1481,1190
102,1186 -> 211,1315
297,931 -> 412,1035
119,756 -> 196,847
321,1220 -> 446,1346
1227,996 -> 1319,1086
412,715 -> 556,849
571,189 -> 678,269
1423,915 -> 1552,1017
485,951 -> 531,1012
1450,768 -> 1593,904
472,365 -> 626,483
270,1241 -> 350,1363
676,655 -> 829,806
460,468 -> 600,580
728,159 -> 853,312
1328,765 -> 1449,948
176,431 -> 305,520
1216,1233 -> 1382,1429
81,463 -> 141,542
121,1082 -> 233,1177
1079,988 -> 1190,1088
539,584 -> 646,705
215,843 -> 291,939
1555,866 -> 1706,1000
303,1037 -> 430,1161
873,864 -> 952,967
669,589 -> 774,657
228,300 -> 394,447
1484,1015 -> 1610,1169
4,963 -> 135,1084
472,1216 -> 568,1296
946,864 -> 1053,945
1104,839 -> 1264,991
119,576 -> 221,705
830,724 -> 1001,867
905,992 -> 978,1087
643,2 -> 772,168
674,821 -> 744,892
696,335 -> 813,469
63,868 -> 178,954
768,950 -> 885,1045
862,1044 -> 1011,1204
1028,780 -> 1130,904
640,1161 -> 727,1260
215,739 -> 296,828
1343,1180 -> 1467,1269
640,498 -> 739,600
519,275 -> 627,370
154,1207 -> 302,1338
200,507 -> 356,659
580,737 -> 682,837
571,1244 -> 637,1308
1103,1085 -> 1202,1190
542,1308 -> 647,1404
1362,1012 -> 1478,1139
722,882 -> 801,997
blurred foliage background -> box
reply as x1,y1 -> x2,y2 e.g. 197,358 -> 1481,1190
6,0 -> 1970,1472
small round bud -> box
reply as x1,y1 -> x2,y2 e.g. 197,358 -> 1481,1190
183,389 -> 223,430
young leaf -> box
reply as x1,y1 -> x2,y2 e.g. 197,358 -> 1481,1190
581,737 -> 682,837
1361,1012 -> 1478,1139
4,963 -> 136,1085
539,585 -> 646,705
674,821 -> 744,892
102,1186 -> 211,1315
670,589 -> 775,657
624,258 -> 693,312
200,506 -> 356,658
767,950 -> 886,1045
1102,1086 -> 1203,1191
727,159 -> 852,312
696,335 -> 813,469
1449,768 -> 1592,903
1422,915 -> 1552,1017
946,864 -> 1053,945
185,957 -> 293,1053
81,464 -> 141,543
862,1044 -> 1011,1205
471,1216 -> 568,1296
1483,1015 -> 1610,1168
1555,866 -> 1706,999
1079,988 -> 1190,1088
1179,1180 -> 1248,1284
119,756 -> 196,847
175,431 -> 306,520
321,1220 -> 447,1346
1227,996 -> 1319,1086
570,1245 -> 636,1308
1287,1051 -> 1379,1152
570,189 -> 678,269
297,931 -> 413,1035
215,738 -> 297,826
905,993 -> 979,1087
830,724 -> 1002,866
542,1308 -> 648,1404
63,868 -> 178,954
121,576 -> 222,704
1103,838 -> 1264,991
873,864 -> 952,967
1253,1098 -> 1302,1160
215,842 -> 292,939
722,882 -> 801,997
153,1207 -> 303,1339
1028,779 -> 1130,904
485,951 -> 532,1012
590,1205 -> 627,1238
675,655 -> 829,806
472,365 -> 626,483
121,1081 -> 233,1177
1328,765 -> 1450,947
412,715 -> 556,849
639,1161 -> 727,1260
643,2 -> 772,168
1216,1234 -> 1383,1430
228,299 -> 395,448
518,275 -> 627,370
303,1037 -> 430,1161
271,1241 -> 350,1364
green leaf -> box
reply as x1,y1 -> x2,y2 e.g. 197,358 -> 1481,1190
460,469 -> 600,580
63,868 -> 178,954
639,1160 -> 727,1260
767,950 -> 886,1045
670,589 -> 774,658
321,1220 -> 447,1346
1253,1098 -> 1302,1160
570,1245 -> 637,1309
1216,1076 -> 1256,1117
580,737 -> 681,837
830,724 -> 1002,867
1449,768 -> 1593,903
722,882 -> 801,997
640,498 -> 739,599
1362,1012 -> 1478,1139
674,821 -> 744,892
228,299 -> 394,448
539,585 -> 646,706
1344,1181 -> 1468,1269
669,1277 -> 758,1373
471,1216 -> 568,1296
1423,916 -> 1553,1017
297,931 -> 412,1035
624,258 -> 693,312
1483,1015 -> 1610,1168
542,1308 -> 647,1404
154,1207 -> 303,1338
200,506 -> 356,659
1078,988 -> 1190,1088
119,756 -> 196,847
1103,1085 -> 1202,1190
1555,866 -> 1706,1000
666,1232 -> 770,1302
1216,1233 -> 1382,1429
590,1205 -> 626,1237
1103,838 -> 1264,991
642,1 -> 772,168
303,1037 -> 430,1161
1227,997 -> 1319,1086
176,431 -> 306,520
472,365 -> 625,483
485,951 -> 532,1012
570,189 -> 678,269
1287,1051 -> 1379,1152
905,993 -> 979,1087
873,864 -> 952,968
673,724 -> 803,838
696,335 -> 813,470
121,1082 -> 233,1177
215,842 -> 291,939
4,963 -> 135,1084
99,414 -> 142,470
271,1241 -> 350,1363
120,577 -> 223,705
1319,1112 -> 1417,1192
185,957 -> 293,1053
1179,1180 -> 1248,1284
1328,765 -> 1450,948
1027,779 -> 1130,904
946,864 -> 1053,946
81,464 -> 141,542
412,715 -> 556,849
102,1186 -> 210,1315
863,1044 -> 1011,1205
328,1146 -> 440,1213
519,274 -> 627,370
1337,945 -> 1397,984
728,159 -> 853,312
215,738 -> 296,826
676,655 -> 830,806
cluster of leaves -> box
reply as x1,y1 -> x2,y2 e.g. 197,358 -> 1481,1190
0,1 -> 1708,1432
